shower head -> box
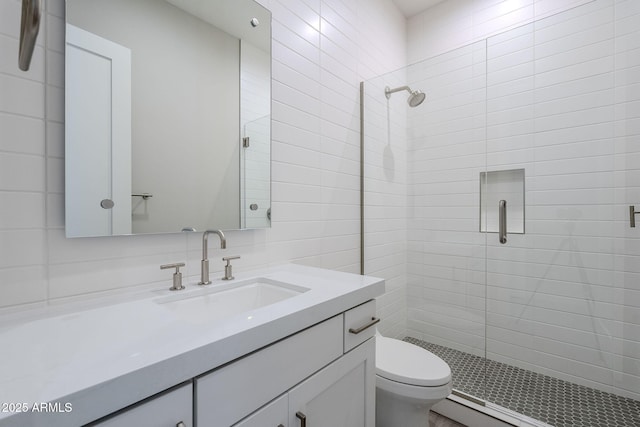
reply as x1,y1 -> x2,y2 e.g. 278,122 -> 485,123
384,85 -> 426,107
408,90 -> 426,107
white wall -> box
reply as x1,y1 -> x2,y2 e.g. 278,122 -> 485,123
406,0 -> 640,400
0,0 -> 406,318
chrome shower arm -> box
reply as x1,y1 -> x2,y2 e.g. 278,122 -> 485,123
384,85 -> 411,98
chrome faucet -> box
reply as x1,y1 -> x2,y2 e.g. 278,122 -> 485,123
199,230 -> 226,285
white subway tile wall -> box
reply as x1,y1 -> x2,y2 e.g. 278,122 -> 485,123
404,0 -> 639,401
0,0 -> 407,334
363,64 -> 410,339
407,0 -> 593,65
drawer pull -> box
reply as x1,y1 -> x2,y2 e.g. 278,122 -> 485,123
348,317 -> 380,335
176,422 -> 186,427
296,411 -> 307,427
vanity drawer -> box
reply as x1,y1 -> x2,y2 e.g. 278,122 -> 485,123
196,315 -> 343,427
344,299 -> 378,352
87,382 -> 192,427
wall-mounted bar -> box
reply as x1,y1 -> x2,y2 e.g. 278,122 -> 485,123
132,193 -> 153,200
499,200 -> 507,244
18,0 -> 42,71
631,205 -> 639,228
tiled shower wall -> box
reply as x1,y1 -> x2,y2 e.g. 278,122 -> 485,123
0,0 -> 406,327
406,0 -> 640,400
363,66 -> 410,339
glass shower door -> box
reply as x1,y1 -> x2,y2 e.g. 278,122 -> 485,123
362,38 -> 490,405
482,2 -> 639,425
405,40 -> 489,404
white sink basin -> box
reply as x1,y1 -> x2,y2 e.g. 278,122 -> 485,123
155,277 -> 309,323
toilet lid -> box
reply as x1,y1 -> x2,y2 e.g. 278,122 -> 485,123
376,337 -> 451,387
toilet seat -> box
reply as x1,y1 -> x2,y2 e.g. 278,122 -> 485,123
376,336 -> 451,387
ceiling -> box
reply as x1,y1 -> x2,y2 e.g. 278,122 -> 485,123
392,0 -> 446,17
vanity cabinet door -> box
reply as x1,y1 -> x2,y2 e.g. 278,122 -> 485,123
196,315 -> 343,426
87,382 -> 192,427
233,394 -> 288,427
288,339 -> 375,427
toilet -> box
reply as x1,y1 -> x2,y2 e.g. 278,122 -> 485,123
375,333 -> 452,427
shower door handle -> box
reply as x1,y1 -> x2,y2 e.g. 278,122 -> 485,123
499,200 -> 507,244
631,205 -> 639,228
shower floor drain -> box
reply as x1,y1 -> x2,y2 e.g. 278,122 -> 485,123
404,337 -> 640,427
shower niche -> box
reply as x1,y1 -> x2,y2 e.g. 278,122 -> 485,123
480,169 -> 524,234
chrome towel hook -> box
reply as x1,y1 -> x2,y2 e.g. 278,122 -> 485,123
19,0 -> 42,71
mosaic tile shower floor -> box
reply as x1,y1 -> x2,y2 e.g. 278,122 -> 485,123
404,337 -> 640,427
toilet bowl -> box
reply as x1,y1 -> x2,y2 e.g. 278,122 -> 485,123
375,335 -> 452,427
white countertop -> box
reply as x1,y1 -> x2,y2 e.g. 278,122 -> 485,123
0,264 -> 384,427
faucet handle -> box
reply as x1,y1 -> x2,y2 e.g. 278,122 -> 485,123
222,256 -> 240,281
160,262 -> 185,291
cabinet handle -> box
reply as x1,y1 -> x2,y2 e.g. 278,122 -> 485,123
348,317 -> 380,335
296,411 -> 307,427
277,425 -> 285,427
176,422 -> 186,427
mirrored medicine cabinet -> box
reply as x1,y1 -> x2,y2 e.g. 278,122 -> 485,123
64,0 -> 271,237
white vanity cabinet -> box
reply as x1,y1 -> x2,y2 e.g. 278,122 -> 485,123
198,301 -> 378,427
287,337 -> 375,427
232,395 -> 288,427
80,301 -> 377,427
87,382 -> 192,427
232,339 -> 375,427
0,265 -> 384,427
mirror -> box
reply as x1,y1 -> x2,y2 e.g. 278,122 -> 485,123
64,0 -> 271,237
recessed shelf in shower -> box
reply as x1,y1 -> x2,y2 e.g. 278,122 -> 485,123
480,169 -> 525,234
